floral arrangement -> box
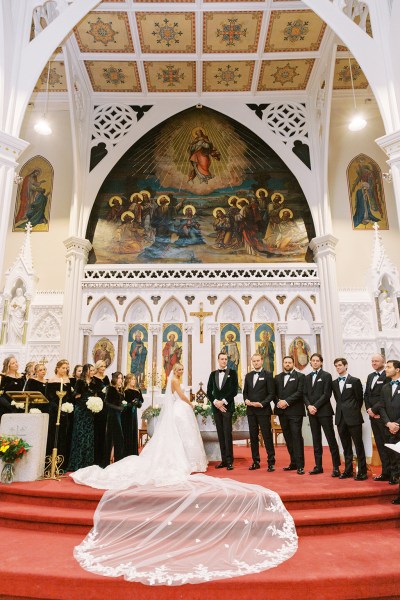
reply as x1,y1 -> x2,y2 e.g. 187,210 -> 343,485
61,402 -> 74,414
193,401 -> 248,424
0,435 -> 31,464
142,405 -> 161,421
29,408 -> 42,414
86,396 -> 104,413
11,400 -> 24,410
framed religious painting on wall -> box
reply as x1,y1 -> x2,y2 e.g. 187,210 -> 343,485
254,323 -> 275,375
288,337 -> 311,371
162,323 -> 183,391
13,155 -> 54,232
347,153 -> 388,231
92,337 -> 115,368
220,323 -> 241,389
127,324 -> 148,392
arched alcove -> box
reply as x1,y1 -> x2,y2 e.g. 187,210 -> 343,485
158,297 -> 187,323
123,297 -> 152,323
215,296 -> 245,322
250,296 -> 279,322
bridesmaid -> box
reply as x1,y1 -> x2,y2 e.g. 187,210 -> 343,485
23,361 -> 37,383
68,364 -> 98,471
122,374 -> 144,457
46,360 -> 73,467
104,371 -> 125,464
25,362 -> 48,394
93,360 -> 110,467
70,365 -> 83,393
0,356 -> 24,420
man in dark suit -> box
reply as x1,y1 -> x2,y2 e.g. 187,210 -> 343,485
243,353 -> 276,471
207,352 -> 238,470
378,359 -> 400,491
364,354 -> 391,481
332,358 -> 367,480
274,356 -> 306,475
304,353 -> 341,476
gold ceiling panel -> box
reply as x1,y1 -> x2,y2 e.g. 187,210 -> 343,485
74,12 -> 134,53
136,12 -> 195,53
265,10 -> 326,53
203,12 -> 262,54
258,59 -> 315,91
85,61 -> 141,92
203,61 -> 254,92
34,62 -> 67,92
144,61 -> 196,92
333,58 -> 369,89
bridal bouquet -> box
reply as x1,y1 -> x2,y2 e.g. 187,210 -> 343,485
61,402 -> 74,413
86,396 -> 103,413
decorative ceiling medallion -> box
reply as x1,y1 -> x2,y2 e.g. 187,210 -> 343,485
136,12 -> 195,53
203,61 -> 254,92
333,58 -> 369,89
74,12 -> 134,53
258,59 -> 314,91
265,10 -> 326,52
144,61 -> 195,92
203,12 -> 262,53
34,62 -> 67,92
85,61 -> 141,92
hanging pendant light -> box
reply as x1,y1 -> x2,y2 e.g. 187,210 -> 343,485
348,58 -> 366,131
34,62 -> 52,135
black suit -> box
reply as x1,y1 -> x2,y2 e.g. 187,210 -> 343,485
274,370 -> 306,469
304,369 -> 341,469
364,371 -> 391,476
243,369 -> 275,465
332,375 -> 366,475
378,381 -> 400,479
207,368 -> 238,465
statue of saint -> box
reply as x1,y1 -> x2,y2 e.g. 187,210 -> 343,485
379,290 -> 397,330
8,287 -> 27,344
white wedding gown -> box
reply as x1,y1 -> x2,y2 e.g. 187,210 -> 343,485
71,375 -> 297,585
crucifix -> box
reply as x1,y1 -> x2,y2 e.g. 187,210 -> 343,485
190,303 -> 213,343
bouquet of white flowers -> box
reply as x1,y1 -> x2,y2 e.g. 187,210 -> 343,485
29,408 -> 42,414
86,396 -> 103,413
11,400 -> 24,410
61,402 -> 74,414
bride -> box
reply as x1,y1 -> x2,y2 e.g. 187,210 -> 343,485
71,363 -> 297,585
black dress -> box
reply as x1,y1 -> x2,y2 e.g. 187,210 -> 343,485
104,386 -> 125,464
68,378 -> 98,471
122,388 -> 144,457
0,374 -> 24,421
45,381 -> 73,467
92,375 -> 110,467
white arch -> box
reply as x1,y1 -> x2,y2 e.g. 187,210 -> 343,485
215,296 -> 245,322
250,296 -> 279,323
158,297 -> 187,323
123,297 -> 152,323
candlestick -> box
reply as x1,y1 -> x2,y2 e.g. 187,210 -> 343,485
60,379 -> 63,392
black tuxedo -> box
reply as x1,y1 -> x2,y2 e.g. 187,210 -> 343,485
378,381 -> 400,479
332,375 -> 366,475
364,371 -> 391,476
304,369 -> 341,469
207,368 -> 238,465
274,370 -> 306,469
243,369 -> 275,465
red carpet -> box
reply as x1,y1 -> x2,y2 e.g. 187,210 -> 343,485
0,446 -> 399,599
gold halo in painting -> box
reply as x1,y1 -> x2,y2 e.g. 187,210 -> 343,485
167,332 -> 177,340
108,195 -> 123,207
256,188 -> 268,199
157,195 -> 170,206
121,210 -> 135,222
183,204 -> 196,215
191,126 -> 207,139
224,330 -> 236,341
213,206 -> 226,218
279,208 -> 293,219
130,192 -> 143,203
272,192 -> 285,204
238,197 -> 249,205
227,195 -> 239,206
139,190 -> 151,199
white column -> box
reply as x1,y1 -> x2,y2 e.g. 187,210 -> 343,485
276,323 -> 288,370
375,130 -> 400,230
115,323 -> 128,372
80,323 -> 93,365
309,235 -> 343,367
148,323 -> 162,392
60,236 -> 92,364
242,323 -> 253,375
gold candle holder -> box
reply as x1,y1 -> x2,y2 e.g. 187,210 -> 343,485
43,389 -> 66,481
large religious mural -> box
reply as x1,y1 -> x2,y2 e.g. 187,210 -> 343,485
347,153 -> 388,231
86,106 -> 315,264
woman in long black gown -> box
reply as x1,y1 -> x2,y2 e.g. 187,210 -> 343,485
45,360 -> 73,467
68,364 -> 98,471
122,374 -> 144,457
0,356 -> 24,420
93,361 -> 110,467
70,364 -> 83,394
104,372 -> 124,464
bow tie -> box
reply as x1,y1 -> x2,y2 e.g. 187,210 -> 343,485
375,372 -> 382,376
338,377 -> 346,381
390,380 -> 400,386
312,371 -> 318,376
254,370 -> 262,374
218,369 -> 226,373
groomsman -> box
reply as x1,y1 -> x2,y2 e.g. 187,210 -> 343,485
274,356 -> 306,475
332,358 -> 367,480
243,353 -> 275,472
378,359 -> 400,488
364,354 -> 391,481
304,353 -> 341,476
207,352 -> 238,470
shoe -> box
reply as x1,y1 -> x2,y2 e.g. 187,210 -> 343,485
389,477 -> 400,485
354,473 -> 368,481
283,465 -> 297,471
309,467 -> 323,475
373,474 -> 390,481
267,465 -> 275,472
392,497 -> 400,504
297,468 -> 305,475
248,463 -> 260,471
332,468 -> 341,478
215,462 -> 227,469
226,464 -> 234,471
339,471 -> 353,479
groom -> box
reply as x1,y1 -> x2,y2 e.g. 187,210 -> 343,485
207,352 -> 238,470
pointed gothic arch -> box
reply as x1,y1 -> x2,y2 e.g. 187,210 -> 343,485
88,296 -> 118,323
285,295 -> 315,321
215,296 -> 245,322
250,296 -> 279,322
123,296 -> 152,322
158,297 -> 187,323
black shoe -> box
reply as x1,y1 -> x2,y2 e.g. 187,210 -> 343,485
267,465 -> 275,472
392,497 -> 400,504
309,467 -> 323,475
283,465 -> 297,471
373,474 -> 390,481
249,463 -> 260,471
389,477 -> 400,485
354,473 -> 368,481
215,462 -> 227,469
339,471 -> 353,479
226,464 -> 234,471
297,468 -> 305,475
332,468 -> 341,478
